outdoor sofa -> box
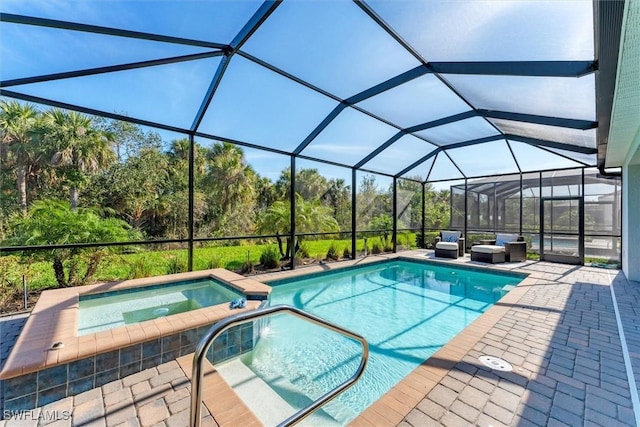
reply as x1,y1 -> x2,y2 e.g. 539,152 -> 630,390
470,233 -> 527,263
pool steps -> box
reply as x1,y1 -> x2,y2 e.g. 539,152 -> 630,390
217,358 -> 342,426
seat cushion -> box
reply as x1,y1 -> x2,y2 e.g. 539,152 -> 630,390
471,244 -> 505,254
436,241 -> 459,250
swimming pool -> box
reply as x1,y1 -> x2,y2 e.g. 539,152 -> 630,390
228,260 -> 525,424
78,278 -> 244,335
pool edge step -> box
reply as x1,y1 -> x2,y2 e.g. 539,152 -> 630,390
217,358 -> 295,426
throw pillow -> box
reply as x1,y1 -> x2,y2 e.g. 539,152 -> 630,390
495,233 -> 516,247
441,231 -> 459,243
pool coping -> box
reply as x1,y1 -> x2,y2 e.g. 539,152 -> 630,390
0,269 -> 271,379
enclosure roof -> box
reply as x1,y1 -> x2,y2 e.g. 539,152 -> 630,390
456,168 -> 619,199
0,0 -> 626,182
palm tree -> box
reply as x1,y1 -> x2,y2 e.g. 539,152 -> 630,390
274,167 -> 329,200
257,194 -> 339,258
257,199 -> 292,257
0,101 -> 40,213
43,109 -> 115,209
164,138 -> 207,237
204,142 -> 256,235
324,178 -> 351,231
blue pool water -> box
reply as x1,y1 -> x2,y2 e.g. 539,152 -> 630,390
237,260 -> 525,424
78,278 -> 243,335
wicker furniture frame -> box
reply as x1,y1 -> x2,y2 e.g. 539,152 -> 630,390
434,231 -> 465,258
471,250 -> 506,264
435,245 -> 459,259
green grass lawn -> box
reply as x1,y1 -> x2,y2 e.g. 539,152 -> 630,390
0,233 -> 418,312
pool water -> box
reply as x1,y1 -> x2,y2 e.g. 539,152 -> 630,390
235,260 -> 524,424
78,278 -> 243,335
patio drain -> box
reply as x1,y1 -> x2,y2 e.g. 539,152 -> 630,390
478,355 -> 513,372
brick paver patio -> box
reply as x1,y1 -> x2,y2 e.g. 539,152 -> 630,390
1,313 -> 29,415
1,252 -> 639,426
396,263 -> 637,427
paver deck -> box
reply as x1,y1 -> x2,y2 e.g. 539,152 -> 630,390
1,251 -> 639,426
0,313 -> 29,413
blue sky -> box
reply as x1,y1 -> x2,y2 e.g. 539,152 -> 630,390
0,0 -> 597,183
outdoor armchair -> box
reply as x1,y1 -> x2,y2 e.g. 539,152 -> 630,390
434,230 -> 465,259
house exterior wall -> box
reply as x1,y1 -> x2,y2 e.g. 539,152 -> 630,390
623,143 -> 640,282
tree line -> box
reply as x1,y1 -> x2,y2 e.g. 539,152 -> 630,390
1,100 -> 451,248
0,100 -> 455,289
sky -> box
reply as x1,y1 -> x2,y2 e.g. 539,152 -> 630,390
0,0 -> 598,183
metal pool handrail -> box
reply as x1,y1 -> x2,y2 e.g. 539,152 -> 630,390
189,304 -> 369,427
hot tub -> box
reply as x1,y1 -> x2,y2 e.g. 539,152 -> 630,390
0,269 -> 271,412
78,278 -> 245,335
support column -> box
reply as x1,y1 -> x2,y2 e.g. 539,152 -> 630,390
519,173 -> 523,235
351,169 -> 357,258
580,169 -> 585,264
623,163 -> 640,281
463,179 -> 468,250
392,178 -> 397,253
421,183 -> 426,249
290,156 -> 296,269
187,134 -> 195,271
580,168 -> 585,265
613,178 -> 619,255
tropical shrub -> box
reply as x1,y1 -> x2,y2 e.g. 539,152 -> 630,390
260,246 -> 281,269
128,258 -> 152,279
294,249 -> 305,266
0,256 -> 25,307
371,241 -> 382,254
326,242 -> 340,261
421,231 -> 440,249
206,254 -> 224,269
297,241 -> 310,258
240,250 -> 254,274
240,259 -> 254,274
368,214 -> 393,248
165,256 -> 187,275
343,246 -> 351,259
5,199 -> 140,287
